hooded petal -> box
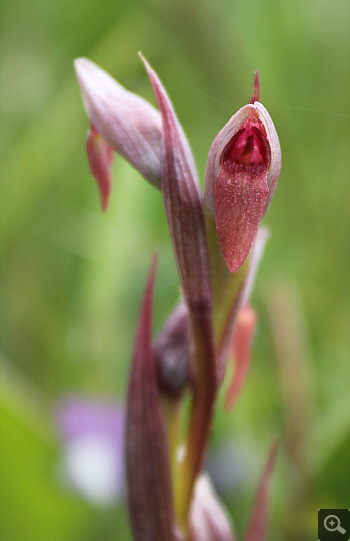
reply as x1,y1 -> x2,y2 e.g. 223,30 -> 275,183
125,254 -> 176,541
75,58 -> 162,188
204,84 -> 281,274
205,104 -> 256,214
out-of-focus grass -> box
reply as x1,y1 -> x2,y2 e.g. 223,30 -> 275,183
1,0 -> 349,540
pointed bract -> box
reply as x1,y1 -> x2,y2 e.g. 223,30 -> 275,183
245,441 -> 278,541
141,54 -> 212,313
75,58 -> 162,191
204,84 -> 281,274
142,55 -> 217,527
249,71 -> 260,104
125,254 -> 176,541
86,123 -> 113,210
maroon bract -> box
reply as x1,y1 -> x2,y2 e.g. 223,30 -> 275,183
125,255 -> 177,541
142,55 -> 217,529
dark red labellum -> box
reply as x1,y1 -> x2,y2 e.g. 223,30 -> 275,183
214,115 -> 271,273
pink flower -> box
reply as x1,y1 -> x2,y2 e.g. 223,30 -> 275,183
75,59 -> 281,276
205,74 -> 281,273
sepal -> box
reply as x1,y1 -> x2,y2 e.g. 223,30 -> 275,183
141,54 -> 212,314
75,58 -> 162,195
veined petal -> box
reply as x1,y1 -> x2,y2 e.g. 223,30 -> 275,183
75,58 -> 162,188
125,254 -> 176,541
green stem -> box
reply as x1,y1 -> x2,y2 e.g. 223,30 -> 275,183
161,395 -> 183,481
174,307 -> 217,533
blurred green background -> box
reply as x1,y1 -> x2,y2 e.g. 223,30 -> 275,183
1,0 -> 349,539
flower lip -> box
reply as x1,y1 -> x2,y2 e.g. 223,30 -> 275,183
213,111 -> 271,274
204,94 -> 281,275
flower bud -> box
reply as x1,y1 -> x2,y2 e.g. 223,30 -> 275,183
74,58 -> 162,209
205,75 -> 281,274
154,303 -> 193,398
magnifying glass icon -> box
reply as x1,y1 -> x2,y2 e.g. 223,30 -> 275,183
324,515 -> 346,534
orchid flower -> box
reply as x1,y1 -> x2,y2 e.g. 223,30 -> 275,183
74,55 -> 281,541
204,72 -> 281,273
